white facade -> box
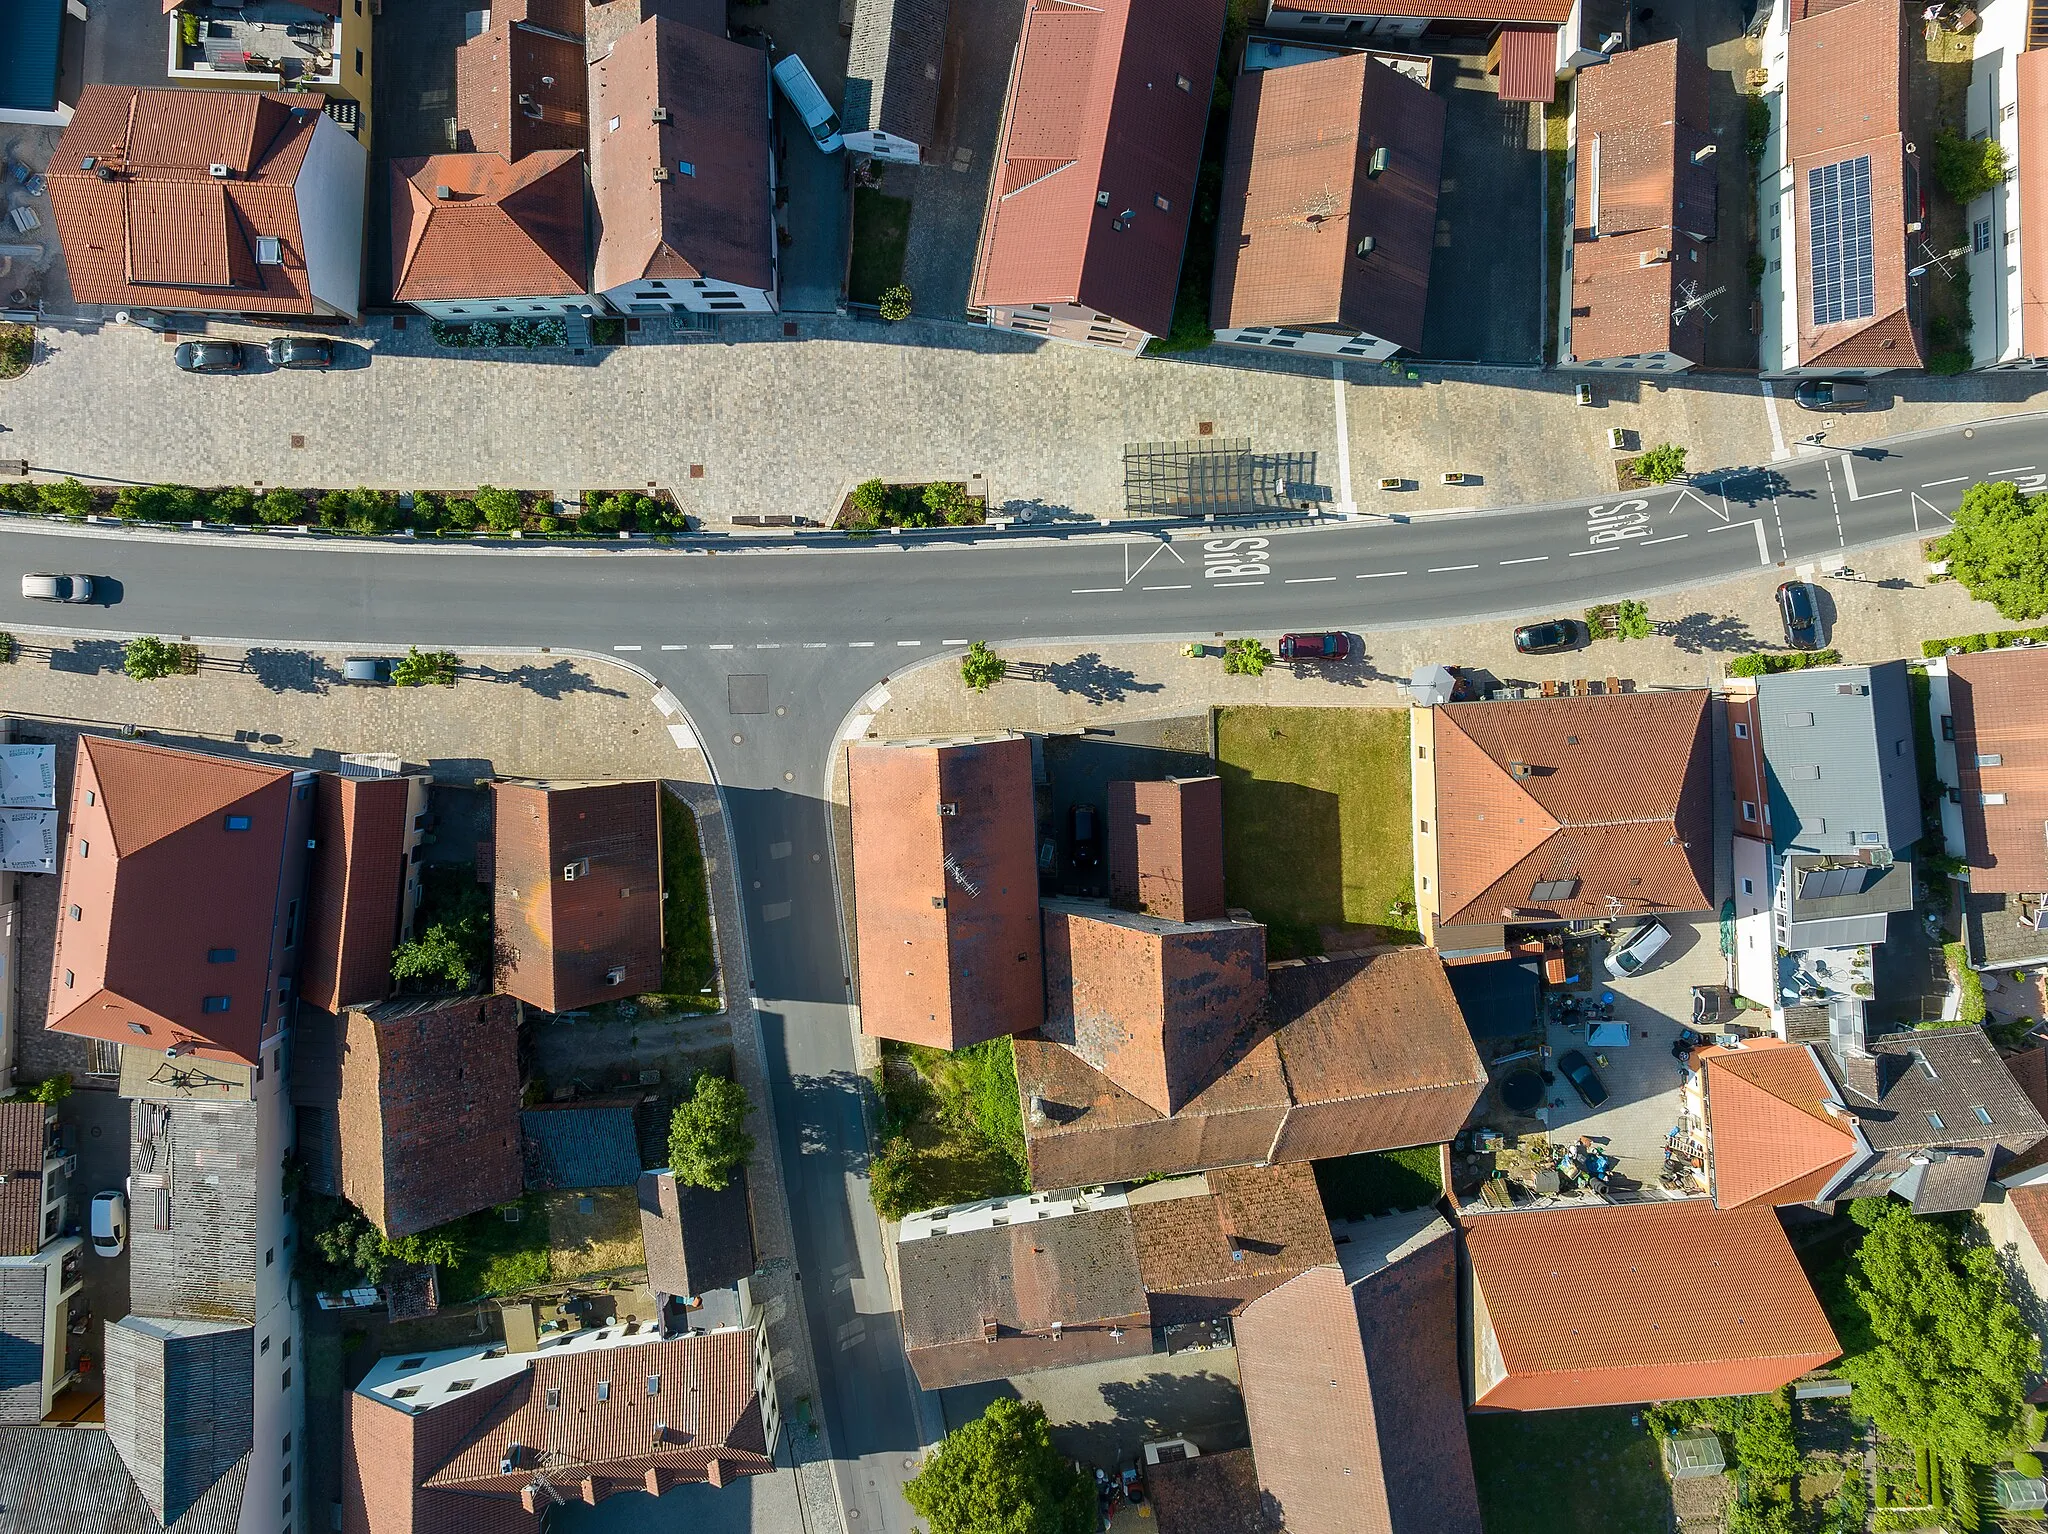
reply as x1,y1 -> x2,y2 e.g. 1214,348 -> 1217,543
1216,325 -> 1401,361
1733,834 -> 1775,1009
1754,0 -> 1801,376
847,129 -> 920,163
296,112 -> 368,322
985,301 -> 1148,353
239,1031 -> 302,1534
409,294 -> 593,320
0,1237 -> 84,1421
1966,0 -> 2039,367
600,275 -> 777,316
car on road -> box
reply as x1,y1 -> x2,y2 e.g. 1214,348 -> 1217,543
21,573 -> 93,602
1792,380 -> 1870,412
1278,632 -> 1349,662
341,657 -> 391,686
1069,802 -> 1101,870
267,335 -> 335,369
1556,1049 -> 1609,1108
173,340 -> 247,374
1604,919 -> 1673,980
90,1190 -> 128,1258
1513,619 -> 1576,654
1777,580 -> 1819,649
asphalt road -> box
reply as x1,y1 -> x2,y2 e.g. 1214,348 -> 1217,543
0,409 -> 2037,1534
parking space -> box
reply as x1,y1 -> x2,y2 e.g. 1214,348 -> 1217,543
1037,716 -> 1212,901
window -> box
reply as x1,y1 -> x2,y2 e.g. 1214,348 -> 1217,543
283,1433 -> 292,1455
1983,791 -> 2009,805
65,971 -> 75,989
1742,801 -> 1758,822
647,1374 -> 661,1396
1741,877 -> 1755,895
261,1336 -> 270,1355
285,900 -> 299,948
1926,1111 -> 1946,1130
678,161 -> 696,176
265,1248 -> 274,1266
78,839 -> 88,857
1734,721 -> 1749,739
283,1338 -> 291,1359
546,1386 -> 562,1408
224,816 -> 251,832
283,1463 -> 292,1486
1973,1105 -> 1994,1125
447,1379 -> 475,1393
399,1358 -> 427,1370
128,1022 -> 147,1035
208,948 -> 236,963
1914,1050 -> 1938,1080
1974,218 -> 1993,253
1419,876 -> 1429,891
1154,195 -> 1169,212
609,115 -> 620,131
283,1495 -> 291,1519
1419,819 -> 1429,834
281,1368 -> 291,1390
85,790 -> 95,807
1175,73 -> 1191,91
1417,745 -> 1427,759
1941,714 -> 1956,741
202,996 -> 231,1014
597,1379 -> 611,1401
393,1385 -> 420,1400
1095,190 -> 1109,206
354,47 -> 363,72
1976,753 -> 2003,767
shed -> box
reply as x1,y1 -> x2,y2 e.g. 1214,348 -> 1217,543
1664,1429 -> 1725,1480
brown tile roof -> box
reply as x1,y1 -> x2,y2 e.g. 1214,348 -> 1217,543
332,996 -> 524,1239
2010,1182 -> 2048,1259
0,1103 -> 51,1257
496,0 -> 585,34
455,22 -> 590,161
1129,1162 -> 1335,1322
1147,1447 -> 1270,1534
636,1169 -> 755,1298
1210,53 -> 1443,350
1785,0 -> 1921,369
344,1372 -> 534,1534
850,738 -> 1043,1049
1948,649 -> 2048,894
390,152 -> 587,303
968,0 -> 1227,339
1108,777 -> 1225,922
2003,1047 -> 2048,1178
301,774 -> 412,1015
1041,901 -> 1267,1116
1701,1041 -> 1859,1208
491,781 -> 663,1014
1426,690 -> 1715,931
49,87 -> 333,315
1461,1202 -> 1840,1409
588,16 -> 776,295
1271,0 -> 1571,16
2022,52 -> 2048,359
47,736 -> 300,1067
1495,25 -> 1559,104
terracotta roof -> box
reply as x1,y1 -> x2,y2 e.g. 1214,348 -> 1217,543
390,152 -> 587,302
1948,649 -> 2048,893
637,1169 -> 755,1298
1146,1447 -> 1269,1534
1495,25 -> 1558,104
301,774 -> 411,1014
1129,1163 -> 1335,1322
496,0 -> 584,34
455,22 -> 589,161
491,781 -> 663,1014
1461,1202 -> 1840,1409
968,0 -> 1226,339
2010,1182 -> 2048,1258
1041,901 -> 1267,1116
0,1103 -> 50,1257
47,736 -> 301,1067
1210,53 -> 1443,349
1108,777 -> 1225,922
1272,0 -> 1570,15
1701,1041 -> 1859,1208
2004,1047 -> 2048,1178
343,1372 -> 534,1534
1785,0 -> 1920,369
2022,52 -> 2048,359
1426,691 -> 1715,931
849,739 -> 1043,1049
588,15 -> 776,295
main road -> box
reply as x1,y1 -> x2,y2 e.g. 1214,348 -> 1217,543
0,411 -> 2034,1533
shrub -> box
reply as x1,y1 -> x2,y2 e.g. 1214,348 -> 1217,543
337,487 -> 398,534
959,640 -> 1005,692
210,486 -> 255,523
0,632 -> 13,664
428,317 -> 566,348
1223,637 -> 1272,677
1934,480 -> 2048,620
1630,442 -> 1688,484
1947,940 -> 1987,1023
441,496 -> 479,532
1921,625 -> 2048,657
123,636 -> 190,681
257,488 -> 308,525
0,322 -> 31,379
112,485 -> 198,523
1934,128 -> 2009,205
39,479 -> 95,519
1728,648 -> 1842,677
850,479 -> 892,521
391,646 -> 458,687
923,481 -> 977,524
577,491 -> 622,534
1744,93 -> 1771,160
2017,1452 -> 2044,1477
22,1073 -> 72,1104
408,491 -> 444,530
878,284 -> 912,321
1614,599 -> 1654,641
474,485 -> 524,534
390,926 -> 472,990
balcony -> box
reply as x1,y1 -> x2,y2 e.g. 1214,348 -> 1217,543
168,1 -> 343,88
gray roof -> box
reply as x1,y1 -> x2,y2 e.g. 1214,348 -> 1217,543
1758,662 -> 1919,856
1838,1026 -> 2047,1156
637,1169 -> 755,1299
520,1100 -> 643,1189
842,0 -> 949,146
0,1424 -> 248,1533
1786,853 -> 1916,921
0,1264 -> 48,1425
128,1099 -> 261,1322
1887,1149 -> 1992,1213
103,1317 -> 254,1528
1965,888 -> 2048,971
899,1205 -> 1148,1349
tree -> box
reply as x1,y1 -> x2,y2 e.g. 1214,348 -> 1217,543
17,1073 -> 72,1105
1223,637 -> 1272,677
38,478 -> 94,519
302,1193 -> 460,1286
923,482 -> 976,525
903,1398 -> 1094,1534
878,284 -> 913,322
256,488 -> 307,525
1614,599 -> 1655,641
391,647 -> 459,687
1935,479 -> 2048,620
123,636 -> 187,681
475,485 -> 525,534
1631,443 -> 1688,484
1837,1199 -> 2037,1465
1934,128 -> 2009,205
210,486 -> 255,523
668,1073 -> 755,1190
959,641 -> 1006,693
390,927 -> 474,990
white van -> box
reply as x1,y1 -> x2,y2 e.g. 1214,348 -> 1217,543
773,54 -> 844,154
1604,920 -> 1673,980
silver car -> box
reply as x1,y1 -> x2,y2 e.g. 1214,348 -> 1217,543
21,573 -> 93,602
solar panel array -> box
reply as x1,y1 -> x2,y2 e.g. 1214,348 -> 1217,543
1797,864 -> 1872,900
1529,877 -> 1579,902
1808,156 -> 1875,327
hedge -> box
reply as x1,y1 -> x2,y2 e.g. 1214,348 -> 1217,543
1727,648 -> 1843,677
1921,627 -> 2048,658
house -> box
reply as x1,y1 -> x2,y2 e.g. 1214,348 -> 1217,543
968,0 -> 1227,352
1147,1448 -> 1270,1534
46,736 -> 318,1070
1561,39 -> 1718,371
0,0 -> 82,126
301,763 -> 432,1014
521,1099 -> 644,1189
588,14 -> 778,317
343,1290 -> 778,1532
1980,1180 -> 2048,1376
389,152 -> 589,321
49,86 -> 368,320
1108,777 -> 1226,922
166,0 -> 374,140
638,1168 -> 755,1300
1694,1039 -> 1862,1209
848,737 -> 1043,1049
455,0 -> 587,162
1460,1201 -> 1840,1409
1412,689 -> 1715,954
1016,945 -> 1486,1189
1756,0 -> 1922,375
1128,1162 -> 1338,1326
1209,50 -> 1444,363
1956,0 -> 2045,367
0,730 -> 54,1088
491,779 -> 663,1014
0,1102 -> 83,1427
1257,0 -> 1616,104
843,0 -> 951,163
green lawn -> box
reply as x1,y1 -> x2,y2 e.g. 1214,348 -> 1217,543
1468,1408 -> 1674,1534
657,789 -> 720,1011
870,1039 -> 1028,1219
848,187 -> 911,307
1214,706 -> 1418,957
437,1196 -> 551,1303
1314,1146 -> 1442,1220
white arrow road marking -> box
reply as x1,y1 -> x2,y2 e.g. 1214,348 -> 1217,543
1910,492 -> 1954,530
1669,487 -> 1729,523
1124,536 -> 1185,586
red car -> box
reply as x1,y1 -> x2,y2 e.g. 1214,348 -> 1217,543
1278,632 -> 1350,662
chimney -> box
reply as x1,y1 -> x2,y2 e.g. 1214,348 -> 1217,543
208,162 -> 232,179
1692,143 -> 1717,164
1354,236 -> 1376,258
653,165 -> 671,182
980,1315 -> 999,1342
1510,761 -> 1534,779
1639,249 -> 1672,267
652,106 -> 670,123
706,1459 -> 730,1490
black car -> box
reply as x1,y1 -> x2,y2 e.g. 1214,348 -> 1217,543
173,340 -> 246,374
1777,580 -> 1819,649
268,335 -> 335,369
1556,1049 -> 1609,1108
1792,379 -> 1870,412
1069,802 -> 1101,870
1514,619 -> 1576,655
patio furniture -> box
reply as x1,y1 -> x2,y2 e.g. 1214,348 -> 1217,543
1541,679 -> 1559,698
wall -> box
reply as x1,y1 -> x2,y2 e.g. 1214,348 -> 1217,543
261,773 -> 321,1053
1216,326 -> 1400,361
296,119 -> 368,322
1733,835 -> 1773,1007
984,302 -> 1147,353
1755,3 -> 1797,374
1966,0 -> 2028,367
600,279 -> 776,316
247,1025 -> 301,1533
1412,705 -> 1442,941
408,294 -> 593,320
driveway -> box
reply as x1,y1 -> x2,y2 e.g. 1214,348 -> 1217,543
748,0 -> 854,311
56,1086 -> 132,1418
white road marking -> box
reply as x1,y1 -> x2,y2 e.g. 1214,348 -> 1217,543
1567,548 -> 1613,557
1356,570 -> 1407,579
897,639 -> 922,646
1498,555 -> 1548,566
1144,583 -> 1192,591
1427,564 -> 1479,573
709,643 -> 735,650
1910,491 -> 1954,529
1760,380 -> 1789,461
1331,361 -> 1356,512
848,641 -> 874,647
755,642 -> 781,649
1071,587 -> 1120,594
1284,576 -> 1336,584
1211,580 -> 1264,588
1986,466 -> 2037,476
1640,534 -> 1689,546
761,901 -> 792,921
1922,476 -> 1968,488
1711,518 -> 1773,565
943,639 -> 969,645
804,642 -> 829,648
660,644 -> 687,651
1824,459 -> 1845,547
613,644 -> 643,651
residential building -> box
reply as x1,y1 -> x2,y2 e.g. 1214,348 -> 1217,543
0,0 -> 82,126
301,762 -> 431,1014
1147,1449 -> 1269,1534
166,0 -> 373,140
1108,776 -> 1225,922
454,0 -> 587,162
637,1168 -> 755,1301
0,731 -> 56,1089
588,14 -> 778,316
1128,1163 -> 1336,1326
1257,0 -> 1614,104
1411,689 -> 1715,955
1694,1039 -> 1862,1209
1561,39 -> 1718,371
1980,1178 -> 2048,1363
0,1101 -> 84,1427
968,0 -> 1227,352
843,0 -> 951,162
1209,49 -> 1445,363
49,86 -> 368,320
1962,0 -> 2045,368
491,779 -> 663,1014
47,736 -> 318,1070
521,1098 -> 643,1188
848,737 -> 1043,1049
1460,1201 -> 1840,1409
1756,0 -> 1923,375
389,151 -> 590,320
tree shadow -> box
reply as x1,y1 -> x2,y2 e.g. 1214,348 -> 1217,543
1658,612 -> 1758,655
1701,465 -> 1815,505
1019,653 -> 1165,704
46,638 -> 127,676
1055,1367 -> 1252,1464
998,498 -> 1089,523
242,647 -> 339,694
469,660 -> 629,699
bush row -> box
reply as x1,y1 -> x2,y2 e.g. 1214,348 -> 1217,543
1920,626 -> 2048,658
1727,648 -> 1843,677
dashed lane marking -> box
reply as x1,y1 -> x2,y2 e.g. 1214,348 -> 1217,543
1921,476 -> 1968,488
1499,556 -> 1547,566
1356,571 -> 1407,579
660,644 -> 686,650
1427,564 -> 1478,573
1144,584 -> 1192,591
709,643 -> 735,650
1640,534 -> 1688,546
848,641 -> 874,647
613,644 -> 643,651
1285,576 -> 1336,584
897,639 -> 923,646
1568,548 -> 1615,557
1071,587 -> 1120,594
1211,580 -> 1264,588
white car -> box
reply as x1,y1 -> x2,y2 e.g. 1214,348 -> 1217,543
21,572 -> 94,602
1604,920 -> 1673,980
89,1189 -> 127,1257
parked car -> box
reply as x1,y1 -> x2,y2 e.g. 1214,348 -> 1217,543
1777,580 -> 1819,649
1556,1049 -> 1609,1108
267,335 -> 335,369
772,54 -> 843,152
1792,380 -> 1870,411
1278,632 -> 1349,662
89,1190 -> 128,1258
341,657 -> 391,686
1604,919 -> 1673,979
1069,802 -> 1101,870
20,573 -> 93,602
1513,619 -> 1576,654
173,340 -> 246,374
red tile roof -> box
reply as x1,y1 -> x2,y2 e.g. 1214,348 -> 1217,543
391,152 -> 587,302
0,1103 -> 51,1257
2009,1182 -> 2048,1258
1461,1202 -> 1840,1409
969,0 -> 1226,339
1701,1041 -> 1859,1208
1948,649 -> 2048,894
343,1370 -> 534,1534
1495,25 -> 1558,104
2022,52 -> 2048,359
1129,1163 -> 1336,1322
301,774 -> 412,1015
1108,778 -> 1225,922
2005,1048 -> 2048,1178
1272,0 -> 1570,15
455,22 -> 589,162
